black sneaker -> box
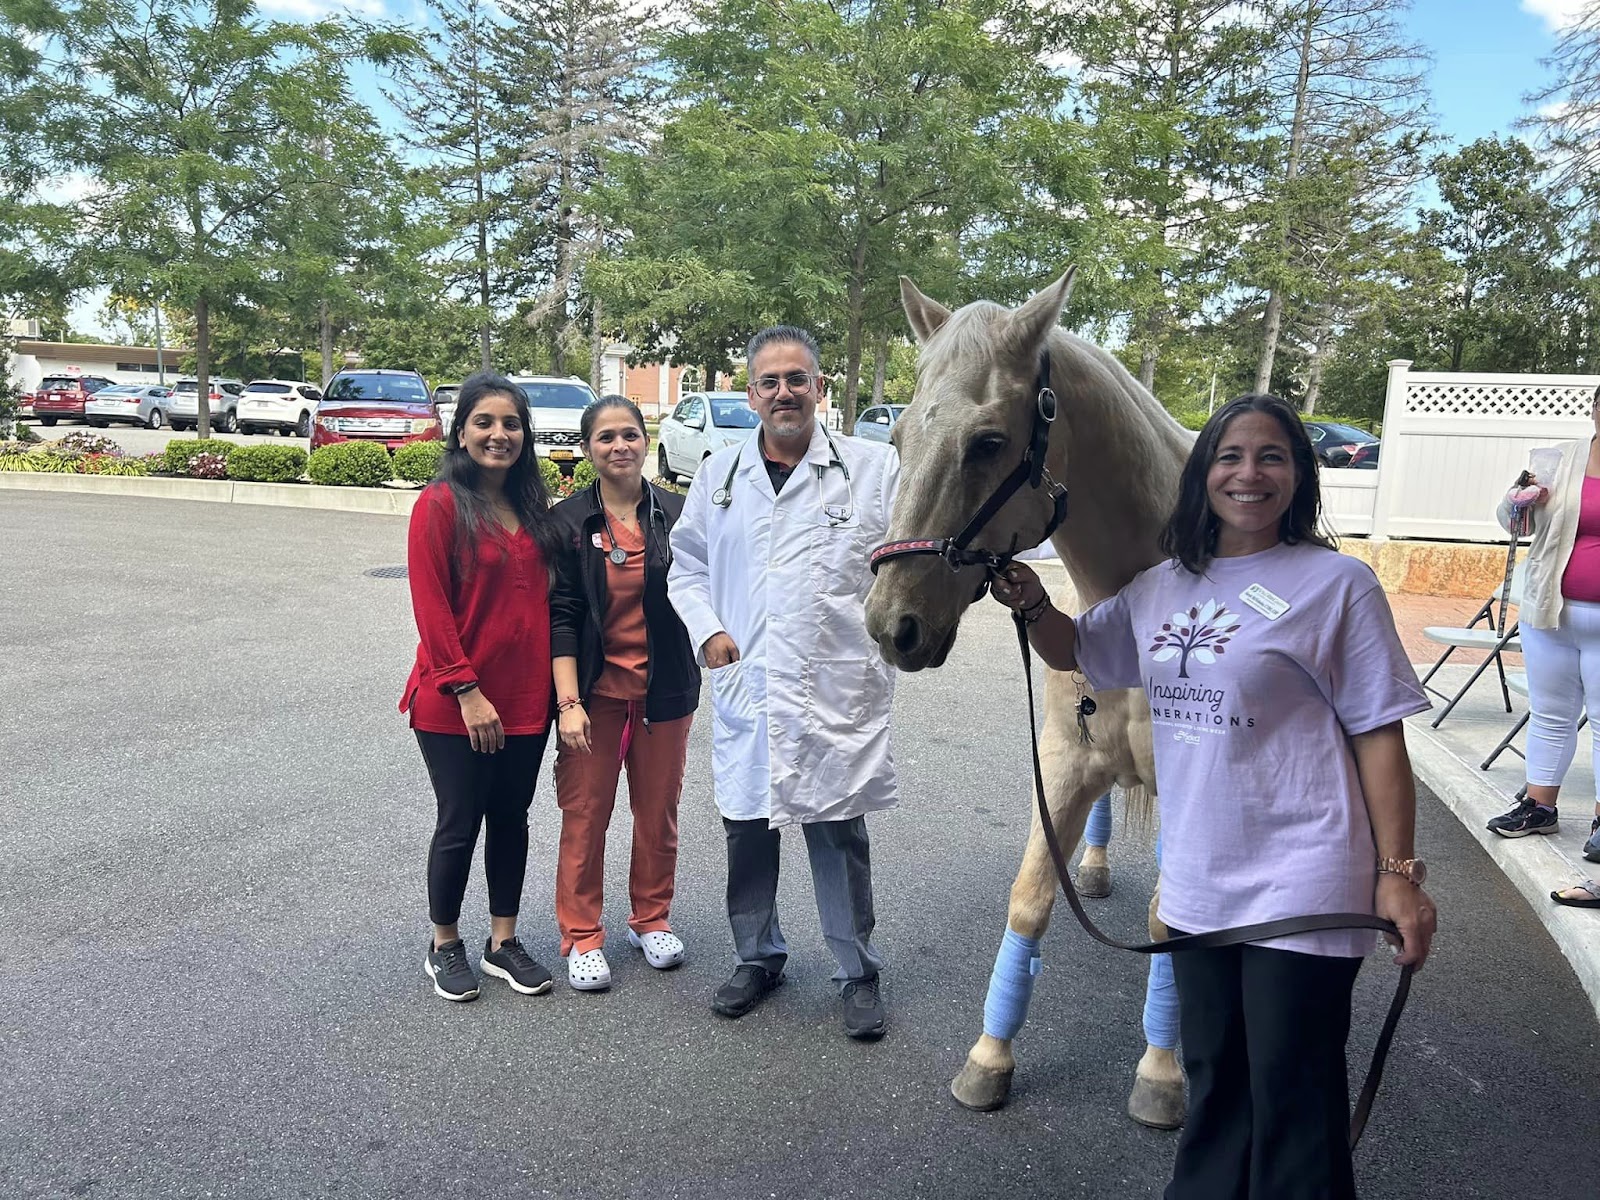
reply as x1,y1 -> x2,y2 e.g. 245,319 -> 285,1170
482,937 -> 553,996
424,938 -> 480,1002
842,975 -> 888,1040
1584,817 -> 1600,864
1489,799 -> 1558,838
711,964 -> 783,1018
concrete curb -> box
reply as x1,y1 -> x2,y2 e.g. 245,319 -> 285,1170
0,470 -> 420,516
1404,710 -> 1600,1022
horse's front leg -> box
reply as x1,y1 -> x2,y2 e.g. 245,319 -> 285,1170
951,771 -> 1105,1112
1127,865 -> 1187,1130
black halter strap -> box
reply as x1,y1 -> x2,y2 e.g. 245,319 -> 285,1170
869,350 -> 1067,586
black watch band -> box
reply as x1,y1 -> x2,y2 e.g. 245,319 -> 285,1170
450,681 -> 480,696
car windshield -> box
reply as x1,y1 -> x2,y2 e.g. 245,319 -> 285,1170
246,383 -> 292,394
520,382 -> 595,409
1317,422 -> 1371,442
435,387 -> 459,403
97,386 -> 139,397
326,374 -> 429,403
39,376 -> 81,390
710,398 -> 759,428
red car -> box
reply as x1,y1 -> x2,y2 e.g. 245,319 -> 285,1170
311,368 -> 440,452
32,373 -> 117,426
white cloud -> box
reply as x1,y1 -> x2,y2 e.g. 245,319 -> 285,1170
257,0 -> 388,21
1521,0 -> 1588,33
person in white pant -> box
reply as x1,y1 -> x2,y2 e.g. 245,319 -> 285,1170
667,325 -> 903,1037
1487,386 -> 1600,907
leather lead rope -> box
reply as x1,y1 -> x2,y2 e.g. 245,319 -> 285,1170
1011,613 -> 1413,1150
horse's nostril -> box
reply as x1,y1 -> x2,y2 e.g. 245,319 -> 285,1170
892,615 -> 921,656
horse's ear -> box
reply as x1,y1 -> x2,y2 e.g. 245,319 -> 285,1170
1008,267 -> 1077,353
900,276 -> 952,344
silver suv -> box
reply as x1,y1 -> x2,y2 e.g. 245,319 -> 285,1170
169,377 -> 246,433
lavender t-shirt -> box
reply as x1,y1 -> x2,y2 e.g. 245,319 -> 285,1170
1075,541 -> 1429,957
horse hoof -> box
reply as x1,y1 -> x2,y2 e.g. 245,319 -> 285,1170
1127,1074 -> 1185,1130
1076,864 -> 1112,898
950,1061 -> 1014,1112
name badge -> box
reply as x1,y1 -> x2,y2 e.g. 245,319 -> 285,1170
591,533 -> 604,549
1240,583 -> 1290,620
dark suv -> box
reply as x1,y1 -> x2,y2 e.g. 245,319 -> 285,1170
33,374 -> 117,426
311,368 -> 439,452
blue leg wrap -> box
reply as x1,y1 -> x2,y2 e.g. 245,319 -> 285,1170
1143,830 -> 1179,1049
1084,793 -> 1112,848
982,927 -> 1043,1040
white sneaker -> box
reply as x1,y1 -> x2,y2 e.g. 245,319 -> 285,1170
627,928 -> 685,970
567,948 -> 612,991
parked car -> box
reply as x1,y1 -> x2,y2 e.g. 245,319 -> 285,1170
32,373 -> 117,426
510,375 -> 599,475
433,384 -> 460,437
168,377 -> 246,433
85,384 -> 174,430
311,368 -> 438,452
237,379 -> 322,438
1305,420 -> 1380,469
854,403 -> 906,443
17,389 -> 34,418
657,391 -> 759,482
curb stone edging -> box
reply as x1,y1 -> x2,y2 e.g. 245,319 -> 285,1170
0,470 -> 422,515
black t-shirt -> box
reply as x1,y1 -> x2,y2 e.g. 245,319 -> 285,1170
763,454 -> 796,495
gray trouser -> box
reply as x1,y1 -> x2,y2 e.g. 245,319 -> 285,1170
723,815 -> 884,989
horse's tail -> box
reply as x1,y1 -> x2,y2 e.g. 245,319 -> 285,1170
1123,782 -> 1157,836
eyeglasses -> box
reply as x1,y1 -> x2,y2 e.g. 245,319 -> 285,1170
753,371 -> 816,398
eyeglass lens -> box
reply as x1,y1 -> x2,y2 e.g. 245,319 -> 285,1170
755,372 -> 813,397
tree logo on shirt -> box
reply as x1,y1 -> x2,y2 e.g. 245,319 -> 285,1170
1149,600 -> 1241,679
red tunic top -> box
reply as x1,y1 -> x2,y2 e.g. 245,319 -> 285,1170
400,484 -> 553,735
1561,475 -> 1600,604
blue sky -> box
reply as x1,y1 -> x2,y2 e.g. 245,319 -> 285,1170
1407,0 -> 1576,147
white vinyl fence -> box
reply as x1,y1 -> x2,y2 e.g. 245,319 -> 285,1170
1323,361 -> 1600,544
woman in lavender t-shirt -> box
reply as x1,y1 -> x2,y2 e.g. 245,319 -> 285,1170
992,394 -> 1437,1200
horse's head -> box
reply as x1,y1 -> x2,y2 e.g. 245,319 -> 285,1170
865,268 -> 1077,671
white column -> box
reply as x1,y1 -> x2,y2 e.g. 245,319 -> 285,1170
1368,359 -> 1411,543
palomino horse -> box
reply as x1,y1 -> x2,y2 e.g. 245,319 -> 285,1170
864,268 -> 1196,1124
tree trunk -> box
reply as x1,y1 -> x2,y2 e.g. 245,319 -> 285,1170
319,299 -> 334,387
1255,9 -> 1316,394
704,362 -> 718,391
590,296 -> 605,394
196,295 -> 211,440
870,330 -> 889,406
1302,315 -> 1335,415
841,228 -> 869,433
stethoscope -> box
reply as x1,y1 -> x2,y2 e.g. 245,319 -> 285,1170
711,427 -> 856,527
599,483 -> 672,569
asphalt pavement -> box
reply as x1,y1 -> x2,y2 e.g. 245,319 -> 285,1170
2,491 -> 1596,1200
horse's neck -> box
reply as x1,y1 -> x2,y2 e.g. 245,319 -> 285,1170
1047,348 -> 1189,608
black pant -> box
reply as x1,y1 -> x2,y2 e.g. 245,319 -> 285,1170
1165,937 -> 1363,1200
416,729 -> 550,926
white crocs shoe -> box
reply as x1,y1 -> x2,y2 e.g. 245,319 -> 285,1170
567,948 -> 612,991
627,928 -> 685,970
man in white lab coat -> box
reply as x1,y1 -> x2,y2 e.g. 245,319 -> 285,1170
668,325 -> 901,1039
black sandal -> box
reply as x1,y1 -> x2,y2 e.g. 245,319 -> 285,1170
1550,879 -> 1600,907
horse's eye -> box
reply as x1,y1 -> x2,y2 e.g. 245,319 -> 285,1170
966,434 -> 1008,463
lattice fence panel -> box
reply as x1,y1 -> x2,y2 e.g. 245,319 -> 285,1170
1407,382 -> 1597,418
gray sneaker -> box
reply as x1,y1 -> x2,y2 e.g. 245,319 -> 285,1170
424,938 -> 480,1002
1584,817 -> 1600,864
1489,798 -> 1558,838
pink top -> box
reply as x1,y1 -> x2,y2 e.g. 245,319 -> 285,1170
1561,476 -> 1600,603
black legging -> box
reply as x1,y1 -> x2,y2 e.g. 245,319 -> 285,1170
416,729 -> 551,926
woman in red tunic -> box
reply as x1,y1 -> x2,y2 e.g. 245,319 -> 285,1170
401,372 -> 561,1002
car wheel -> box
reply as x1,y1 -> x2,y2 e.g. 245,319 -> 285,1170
657,445 -> 675,483
296,411 -> 311,438
40,416 -> 56,427
88,420 -> 107,428
147,409 -> 164,430
221,410 -> 238,434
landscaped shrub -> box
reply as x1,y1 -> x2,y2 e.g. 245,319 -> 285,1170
188,452 -> 229,479
227,444 -> 308,483
571,459 -> 598,490
538,456 -> 599,499
49,431 -> 122,457
164,438 -> 237,476
0,451 -> 72,473
392,440 -> 445,483
307,440 -> 393,487
77,453 -> 158,476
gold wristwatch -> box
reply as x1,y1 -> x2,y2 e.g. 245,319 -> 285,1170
1377,857 -> 1427,885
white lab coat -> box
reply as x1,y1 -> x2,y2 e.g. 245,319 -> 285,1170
668,423 -> 900,827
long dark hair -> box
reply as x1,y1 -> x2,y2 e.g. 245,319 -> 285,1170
436,371 -> 560,575
1160,393 -> 1333,574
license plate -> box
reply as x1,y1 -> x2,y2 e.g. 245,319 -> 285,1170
550,449 -> 574,461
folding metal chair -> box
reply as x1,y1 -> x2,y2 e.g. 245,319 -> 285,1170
1479,670 -> 1590,770
1419,561 -> 1525,728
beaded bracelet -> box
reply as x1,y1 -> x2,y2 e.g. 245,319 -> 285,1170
1020,595 -> 1052,625
556,696 -> 584,713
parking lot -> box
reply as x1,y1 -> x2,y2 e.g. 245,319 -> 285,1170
3,491 -> 1597,1200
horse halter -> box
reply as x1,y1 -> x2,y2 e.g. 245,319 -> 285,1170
869,349 -> 1069,594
